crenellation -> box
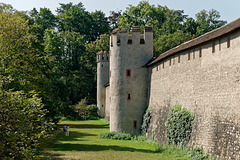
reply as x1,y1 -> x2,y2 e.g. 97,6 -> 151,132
110,27 -> 153,46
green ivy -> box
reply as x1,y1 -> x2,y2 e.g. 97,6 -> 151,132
141,107 -> 151,134
166,104 -> 194,146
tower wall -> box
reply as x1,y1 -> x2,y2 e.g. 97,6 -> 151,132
110,27 -> 153,134
97,51 -> 109,117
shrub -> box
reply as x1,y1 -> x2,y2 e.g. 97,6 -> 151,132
0,90 -> 54,159
99,132 -> 148,141
73,98 -> 99,120
166,104 -> 194,146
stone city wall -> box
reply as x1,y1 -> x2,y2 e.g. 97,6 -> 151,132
148,30 -> 240,159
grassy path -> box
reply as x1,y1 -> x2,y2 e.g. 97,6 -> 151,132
43,120 -> 190,160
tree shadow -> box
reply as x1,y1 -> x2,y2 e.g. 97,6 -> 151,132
58,123 -> 109,129
54,131 -> 96,142
53,143 -> 157,153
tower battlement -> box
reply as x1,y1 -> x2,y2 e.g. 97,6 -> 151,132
110,27 -> 153,46
97,51 -> 109,62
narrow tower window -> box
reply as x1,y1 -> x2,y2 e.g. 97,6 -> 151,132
102,55 -> 104,60
126,69 -> 131,77
133,120 -> 137,129
178,54 -> 181,63
127,94 -> 131,100
169,58 -> 171,66
102,64 -> 103,67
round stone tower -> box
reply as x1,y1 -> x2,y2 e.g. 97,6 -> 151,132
109,27 -> 153,135
97,51 -> 109,118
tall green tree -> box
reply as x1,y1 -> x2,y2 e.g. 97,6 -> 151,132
195,9 -> 227,36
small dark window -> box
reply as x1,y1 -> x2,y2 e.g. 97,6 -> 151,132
156,66 -> 158,71
199,47 -> 202,58
126,69 -> 131,77
128,39 -> 132,44
102,105 -> 103,107
169,58 -> 171,66
106,56 -> 108,60
178,54 -> 180,63
102,64 -> 103,67
227,36 -> 230,48
117,34 -> 121,46
128,94 -> 131,100
102,56 -> 104,60
162,62 -> 164,69
212,41 -> 215,53
140,39 -> 145,44
133,120 -> 137,129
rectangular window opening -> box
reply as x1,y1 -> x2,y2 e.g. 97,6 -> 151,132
133,120 -> 137,129
178,54 -> 180,63
127,94 -> 131,100
156,66 -> 158,71
126,69 -> 131,77
169,58 -> 171,66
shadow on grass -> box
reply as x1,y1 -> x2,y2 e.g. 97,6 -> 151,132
53,143 -> 156,153
58,123 -> 109,129
54,131 -> 96,142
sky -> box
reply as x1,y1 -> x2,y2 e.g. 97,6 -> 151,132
1,0 -> 239,23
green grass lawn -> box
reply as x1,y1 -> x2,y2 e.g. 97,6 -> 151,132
42,120 -> 194,160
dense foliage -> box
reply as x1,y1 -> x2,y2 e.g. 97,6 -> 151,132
166,104 -> 195,146
117,1 -> 227,56
0,77 -> 53,159
141,108 -> 152,134
72,98 -> 99,120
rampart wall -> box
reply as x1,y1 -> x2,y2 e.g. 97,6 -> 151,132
147,30 -> 240,159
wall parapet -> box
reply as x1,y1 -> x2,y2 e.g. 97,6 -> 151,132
97,51 -> 109,62
111,27 -> 153,46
